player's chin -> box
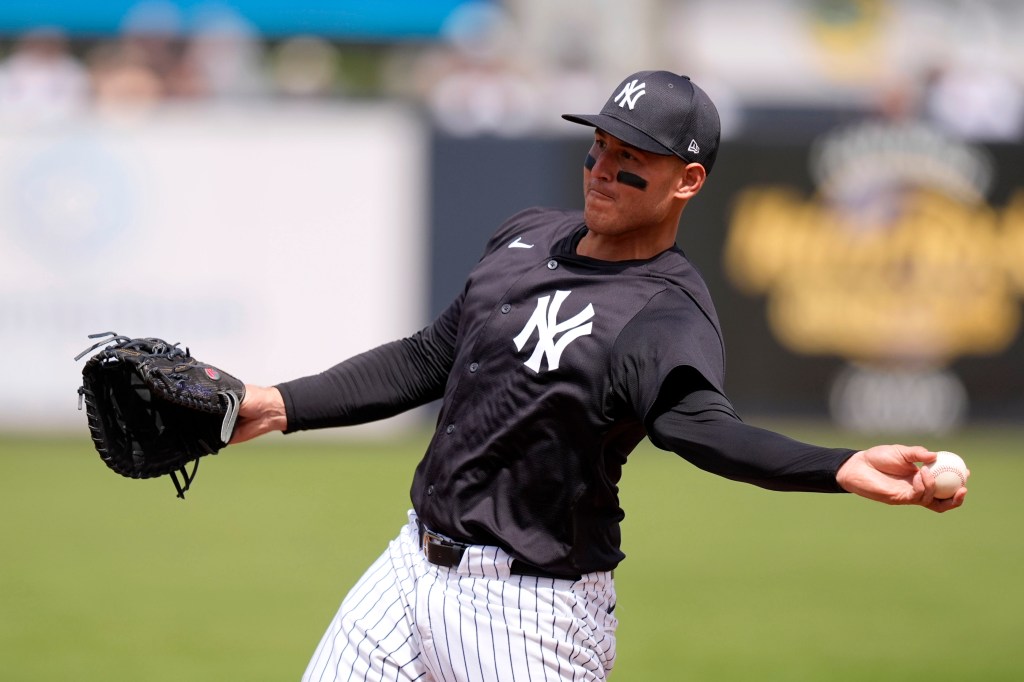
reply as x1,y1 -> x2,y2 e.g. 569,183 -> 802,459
583,202 -> 618,230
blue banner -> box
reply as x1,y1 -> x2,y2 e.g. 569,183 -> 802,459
0,0 -> 486,39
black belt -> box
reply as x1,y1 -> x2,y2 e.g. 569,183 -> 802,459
416,519 -> 581,581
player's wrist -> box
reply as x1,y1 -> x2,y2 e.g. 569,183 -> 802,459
251,385 -> 287,432
238,384 -> 288,437
834,450 -> 867,495
264,386 -> 288,432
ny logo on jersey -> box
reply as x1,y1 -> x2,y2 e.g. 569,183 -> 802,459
614,79 -> 646,110
513,290 -> 595,373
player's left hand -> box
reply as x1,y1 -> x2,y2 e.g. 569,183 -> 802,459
836,445 -> 968,513
229,384 -> 288,445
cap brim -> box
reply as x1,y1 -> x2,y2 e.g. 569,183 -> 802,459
561,113 -> 675,156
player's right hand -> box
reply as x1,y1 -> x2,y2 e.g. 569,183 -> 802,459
836,444 -> 968,513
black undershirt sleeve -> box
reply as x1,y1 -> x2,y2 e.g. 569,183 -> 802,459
646,368 -> 856,493
275,293 -> 462,432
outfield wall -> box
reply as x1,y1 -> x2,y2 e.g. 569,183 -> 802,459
430,126 -> 1024,431
2,103 -> 1022,434
0,104 -> 427,432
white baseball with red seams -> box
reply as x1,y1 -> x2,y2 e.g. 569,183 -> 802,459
929,451 -> 969,499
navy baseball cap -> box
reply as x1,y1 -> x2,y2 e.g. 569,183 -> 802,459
563,70 -> 721,174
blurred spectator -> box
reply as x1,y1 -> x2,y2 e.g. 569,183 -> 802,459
921,57 -> 1024,142
532,21 -> 604,131
0,28 -> 90,124
178,6 -> 268,100
118,0 -> 202,99
269,36 -> 341,99
87,41 -> 166,116
418,2 -> 541,136
87,0 -> 197,115
426,60 -> 540,136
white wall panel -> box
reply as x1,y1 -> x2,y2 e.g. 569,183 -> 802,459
0,104 -> 428,433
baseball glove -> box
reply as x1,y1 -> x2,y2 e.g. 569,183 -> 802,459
75,332 -> 245,498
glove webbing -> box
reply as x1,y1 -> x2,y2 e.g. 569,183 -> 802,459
168,393 -> 240,499
170,459 -> 200,499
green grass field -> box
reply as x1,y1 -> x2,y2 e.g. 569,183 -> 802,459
2,423 -> 1022,681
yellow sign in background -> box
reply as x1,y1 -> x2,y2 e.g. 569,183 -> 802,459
725,187 -> 1024,364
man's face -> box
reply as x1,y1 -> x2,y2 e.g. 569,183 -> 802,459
582,130 -> 687,237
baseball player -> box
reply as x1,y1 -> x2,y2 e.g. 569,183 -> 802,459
232,70 -> 968,681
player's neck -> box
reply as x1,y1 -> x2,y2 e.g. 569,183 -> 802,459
576,227 -> 678,262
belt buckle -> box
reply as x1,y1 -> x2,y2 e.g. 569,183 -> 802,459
421,525 -> 454,556
422,528 -> 443,555
419,523 -> 467,568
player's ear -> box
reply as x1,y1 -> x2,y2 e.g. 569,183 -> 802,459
674,162 -> 706,199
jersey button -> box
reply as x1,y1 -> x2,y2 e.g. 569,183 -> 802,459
547,259 -> 558,270
469,362 -> 479,373
500,303 -> 511,314
445,424 -> 456,434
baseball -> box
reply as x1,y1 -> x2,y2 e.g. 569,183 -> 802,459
928,451 -> 969,499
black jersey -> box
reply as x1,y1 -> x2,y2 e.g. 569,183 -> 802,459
278,207 -> 854,577
409,206 -> 727,574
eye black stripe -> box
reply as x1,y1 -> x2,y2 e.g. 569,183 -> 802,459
616,171 -> 648,190
586,153 -> 648,190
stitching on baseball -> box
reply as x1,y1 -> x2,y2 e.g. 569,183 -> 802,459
930,465 -> 966,485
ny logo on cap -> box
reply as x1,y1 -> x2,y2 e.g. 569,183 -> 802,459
614,79 -> 646,110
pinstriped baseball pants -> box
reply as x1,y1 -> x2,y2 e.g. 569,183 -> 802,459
301,512 -> 618,682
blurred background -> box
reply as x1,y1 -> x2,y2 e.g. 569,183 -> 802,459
2,0 -> 1024,434
3,3 -> 1024,681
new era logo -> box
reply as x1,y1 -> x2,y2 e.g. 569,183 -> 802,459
688,139 -> 700,154
614,80 -> 646,110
